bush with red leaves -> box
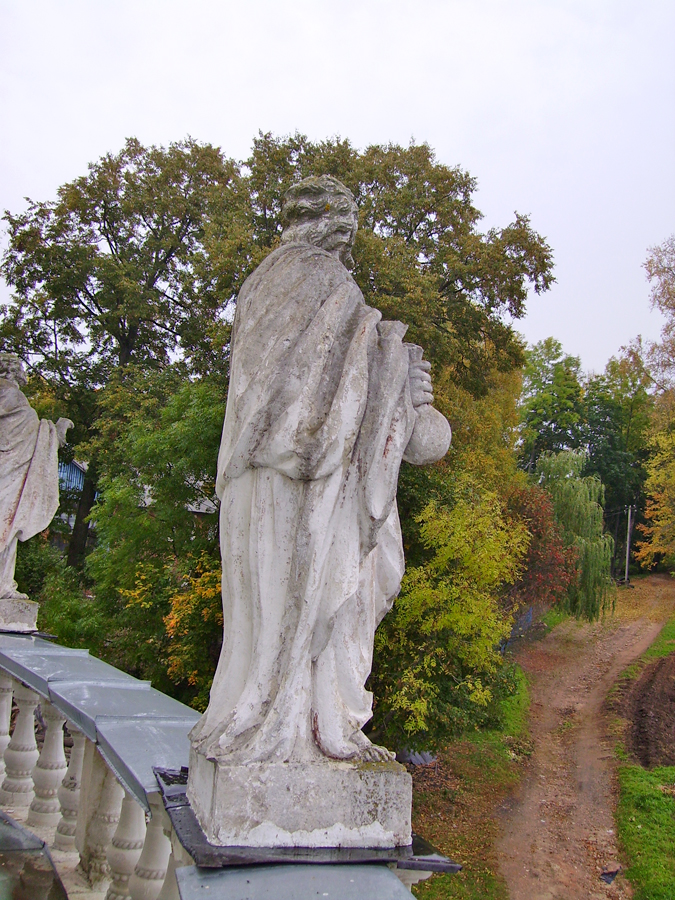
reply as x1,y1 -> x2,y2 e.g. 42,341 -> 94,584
506,483 -> 576,612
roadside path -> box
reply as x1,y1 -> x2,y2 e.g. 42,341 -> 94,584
496,579 -> 675,900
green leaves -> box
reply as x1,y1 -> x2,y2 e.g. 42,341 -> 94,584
519,337 -> 584,471
2,137 -> 235,382
536,450 -> 614,619
370,476 -> 529,749
239,134 -> 554,396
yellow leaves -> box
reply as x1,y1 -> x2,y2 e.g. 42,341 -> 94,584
120,567 -> 158,610
165,554 -> 222,640
465,677 -> 492,707
636,388 -> 675,568
418,478 -> 529,592
374,474 -> 529,743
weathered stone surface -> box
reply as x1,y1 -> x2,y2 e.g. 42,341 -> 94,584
188,749 -> 412,848
188,176 -> 450,847
0,598 -> 38,632
0,353 -> 72,607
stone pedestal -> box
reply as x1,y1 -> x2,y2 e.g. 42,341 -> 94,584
187,749 -> 412,849
0,598 -> 38,632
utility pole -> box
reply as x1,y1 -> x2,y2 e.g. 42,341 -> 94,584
624,505 -> 633,584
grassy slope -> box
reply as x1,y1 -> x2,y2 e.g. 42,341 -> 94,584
615,765 -> 675,900
411,667 -> 530,900
613,606 -> 675,899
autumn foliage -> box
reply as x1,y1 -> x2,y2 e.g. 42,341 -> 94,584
506,483 -> 575,611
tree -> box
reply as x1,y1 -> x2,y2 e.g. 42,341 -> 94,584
368,475 -> 529,750
536,450 -> 614,618
519,338 -> 584,471
630,237 -> 675,569
505,483 -> 575,611
644,234 -> 675,384
582,343 -> 653,573
635,390 -> 675,569
238,134 -> 555,397
84,370 -> 226,697
1,137 -> 237,565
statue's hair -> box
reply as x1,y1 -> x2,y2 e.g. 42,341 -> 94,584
0,352 -> 26,383
280,176 -> 358,250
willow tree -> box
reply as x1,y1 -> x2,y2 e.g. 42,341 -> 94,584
536,450 -> 614,619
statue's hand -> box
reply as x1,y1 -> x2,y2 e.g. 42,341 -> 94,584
55,417 -> 74,448
409,359 -> 434,408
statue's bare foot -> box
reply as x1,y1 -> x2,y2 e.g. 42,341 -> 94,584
358,743 -> 396,763
349,731 -> 396,763
0,590 -> 29,601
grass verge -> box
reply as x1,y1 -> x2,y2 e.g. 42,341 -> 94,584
615,616 -> 675,686
612,603 -> 675,899
411,667 -> 530,900
540,605 -> 569,631
616,765 -> 675,899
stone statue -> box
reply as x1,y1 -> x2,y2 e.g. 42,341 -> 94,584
0,353 -> 72,619
187,176 -> 451,848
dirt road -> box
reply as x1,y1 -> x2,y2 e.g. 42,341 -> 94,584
496,578 -> 675,900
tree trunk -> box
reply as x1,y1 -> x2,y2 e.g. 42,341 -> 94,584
66,475 -> 97,569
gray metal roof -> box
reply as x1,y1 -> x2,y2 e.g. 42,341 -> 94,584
176,863 -> 414,900
0,634 -> 199,811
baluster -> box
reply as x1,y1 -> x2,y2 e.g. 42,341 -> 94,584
0,681 -> 39,807
0,672 -> 13,779
86,765 -> 125,885
27,700 -> 67,827
156,854 -> 180,900
106,791 -> 147,900
157,824 -> 194,900
53,725 -> 86,850
76,742 -> 124,886
129,795 -> 171,900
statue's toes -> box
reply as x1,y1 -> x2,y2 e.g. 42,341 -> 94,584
359,743 -> 395,763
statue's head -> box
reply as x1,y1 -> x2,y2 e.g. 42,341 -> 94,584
0,353 -> 27,387
280,175 -> 358,267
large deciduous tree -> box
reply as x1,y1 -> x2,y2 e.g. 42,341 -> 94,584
644,234 -> 675,384
635,236 -> 675,568
1,137 -> 237,565
518,337 -> 584,471
238,134 -> 555,396
582,344 -> 653,573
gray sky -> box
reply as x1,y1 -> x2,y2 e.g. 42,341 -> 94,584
2,0 -> 673,372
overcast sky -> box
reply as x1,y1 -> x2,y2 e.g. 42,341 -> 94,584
2,0 -> 673,373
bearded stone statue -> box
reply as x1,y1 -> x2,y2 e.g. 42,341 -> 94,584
187,176 -> 451,848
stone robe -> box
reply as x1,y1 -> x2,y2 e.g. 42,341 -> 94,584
0,378 -> 61,597
190,243 -> 419,764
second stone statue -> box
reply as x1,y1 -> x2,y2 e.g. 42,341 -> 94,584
187,175 -> 451,848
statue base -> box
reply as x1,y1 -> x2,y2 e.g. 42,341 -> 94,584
0,598 -> 38,632
187,748 -> 412,848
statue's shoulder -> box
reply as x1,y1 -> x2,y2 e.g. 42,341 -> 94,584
256,242 -> 351,278
0,378 -> 29,415
240,243 -> 355,306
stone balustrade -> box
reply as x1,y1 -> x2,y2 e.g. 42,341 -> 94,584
0,633 -> 200,899
0,634 -> 446,898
